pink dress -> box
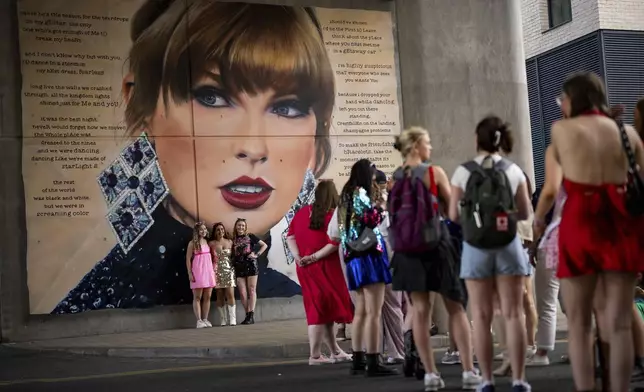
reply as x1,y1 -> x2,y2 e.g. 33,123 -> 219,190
190,243 -> 216,289
538,189 -> 566,270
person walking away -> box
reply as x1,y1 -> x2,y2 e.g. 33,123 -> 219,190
286,180 -> 353,365
532,72 -> 644,392
372,169 -> 405,364
449,116 -> 533,392
186,222 -> 217,328
390,126 -> 480,391
330,159 -> 397,377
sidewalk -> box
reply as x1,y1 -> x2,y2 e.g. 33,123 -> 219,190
7,319 -> 451,360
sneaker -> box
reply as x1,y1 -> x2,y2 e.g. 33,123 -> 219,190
526,346 -> 536,357
511,380 -> 531,392
476,381 -> 495,392
330,350 -> 352,363
494,352 -> 505,361
441,350 -> 461,365
526,354 -> 549,366
309,355 -> 333,366
196,320 -> 207,329
203,319 -> 212,328
424,372 -> 445,391
385,356 -> 404,365
462,369 -> 482,390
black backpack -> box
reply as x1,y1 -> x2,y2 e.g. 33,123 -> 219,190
460,156 -> 517,249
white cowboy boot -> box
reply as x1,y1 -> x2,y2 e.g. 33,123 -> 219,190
218,306 -> 227,326
227,304 -> 237,326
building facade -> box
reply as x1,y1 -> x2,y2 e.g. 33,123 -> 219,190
522,0 -> 644,185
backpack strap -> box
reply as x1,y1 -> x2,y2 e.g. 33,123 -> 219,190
494,157 -> 512,171
462,160 -> 482,174
428,166 -> 438,196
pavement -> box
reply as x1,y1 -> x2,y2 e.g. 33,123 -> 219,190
6,319 -> 450,359
0,340 -> 621,392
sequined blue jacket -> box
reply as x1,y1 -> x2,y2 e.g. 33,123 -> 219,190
338,187 -> 385,259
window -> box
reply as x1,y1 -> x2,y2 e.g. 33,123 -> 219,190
548,0 -> 572,29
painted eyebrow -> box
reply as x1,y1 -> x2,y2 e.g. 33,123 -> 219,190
202,71 -> 223,85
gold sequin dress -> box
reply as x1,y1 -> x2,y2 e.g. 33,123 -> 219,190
215,248 -> 236,289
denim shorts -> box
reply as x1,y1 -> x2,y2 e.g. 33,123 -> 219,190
460,235 -> 531,279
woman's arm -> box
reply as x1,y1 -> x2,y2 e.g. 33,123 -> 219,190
255,239 -> 268,257
432,166 -> 452,212
304,244 -> 339,265
514,181 -> 532,221
285,236 -> 301,262
185,241 -> 194,281
448,186 -> 463,223
534,146 -> 562,227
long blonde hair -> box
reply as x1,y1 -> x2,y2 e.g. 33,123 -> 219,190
192,222 -> 207,250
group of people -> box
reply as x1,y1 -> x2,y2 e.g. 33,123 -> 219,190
283,72 -> 644,392
186,218 -> 267,328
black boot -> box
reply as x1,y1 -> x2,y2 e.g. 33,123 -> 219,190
240,312 -> 250,325
350,351 -> 366,375
246,311 -> 255,324
365,353 -> 398,377
403,330 -> 415,377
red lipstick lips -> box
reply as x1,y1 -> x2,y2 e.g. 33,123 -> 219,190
220,176 -> 273,210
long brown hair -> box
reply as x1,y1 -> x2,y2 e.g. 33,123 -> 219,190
211,222 -> 230,241
310,180 -> 338,230
127,1 -> 334,177
636,98 -> 644,139
562,72 -> 610,118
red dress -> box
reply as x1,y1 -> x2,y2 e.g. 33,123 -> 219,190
287,205 -> 354,325
557,178 -> 644,278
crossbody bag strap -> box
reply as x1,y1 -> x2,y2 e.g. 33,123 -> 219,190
617,119 -> 639,174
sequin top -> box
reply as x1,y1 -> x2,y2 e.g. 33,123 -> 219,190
338,187 -> 385,259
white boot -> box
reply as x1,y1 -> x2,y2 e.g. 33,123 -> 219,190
218,306 -> 227,326
227,304 -> 237,326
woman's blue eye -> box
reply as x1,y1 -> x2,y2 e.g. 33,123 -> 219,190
193,86 -> 230,108
271,100 -> 311,119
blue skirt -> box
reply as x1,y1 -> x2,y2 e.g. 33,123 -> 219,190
345,240 -> 392,291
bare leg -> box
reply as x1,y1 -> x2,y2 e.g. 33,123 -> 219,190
201,288 -> 213,321
597,272 -> 636,392
410,291 -> 438,374
351,290 -> 366,353
216,288 -> 225,308
236,278 -> 248,313
466,279 -> 495,382
523,275 -> 538,348
247,275 -> 258,312
444,297 -> 474,371
496,275 -> 528,382
561,275 -> 597,391
308,325 -> 324,358
403,293 -> 413,332
192,288 -> 203,322
225,287 -> 235,305
363,283 -> 386,353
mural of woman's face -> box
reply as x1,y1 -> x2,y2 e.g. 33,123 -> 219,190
235,220 -> 247,236
149,70 -> 317,234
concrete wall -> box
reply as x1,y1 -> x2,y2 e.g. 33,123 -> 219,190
1,0 -> 534,341
522,0 -> 644,59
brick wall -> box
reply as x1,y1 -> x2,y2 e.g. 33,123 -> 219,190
597,0 -> 644,31
522,0 -> 644,59
522,0 -> 600,59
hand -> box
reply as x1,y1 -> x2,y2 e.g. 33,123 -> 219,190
248,252 -> 258,259
188,272 -> 195,282
532,219 -> 546,242
299,255 -> 312,266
